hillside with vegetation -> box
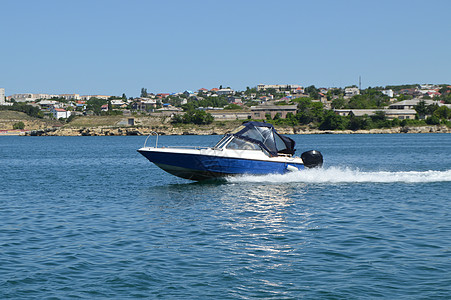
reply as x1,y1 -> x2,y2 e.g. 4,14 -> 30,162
2,83 -> 451,134
0,111 -> 61,131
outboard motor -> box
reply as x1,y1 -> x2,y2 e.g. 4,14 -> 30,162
301,150 -> 323,168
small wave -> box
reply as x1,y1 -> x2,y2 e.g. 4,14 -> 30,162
226,167 -> 451,184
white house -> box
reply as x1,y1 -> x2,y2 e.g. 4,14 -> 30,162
257,84 -> 302,92
344,87 -> 360,98
60,94 -> 81,101
10,93 -> 35,102
420,84 -> 437,90
51,108 -> 71,119
39,100 -> 60,110
382,89 -> 394,98
80,95 -> 109,100
110,99 -> 127,108
217,88 -> 234,96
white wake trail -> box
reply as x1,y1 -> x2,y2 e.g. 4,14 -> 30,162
226,167 -> 451,184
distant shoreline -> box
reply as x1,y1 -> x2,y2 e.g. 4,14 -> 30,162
17,125 -> 451,136
1,112 -> 450,136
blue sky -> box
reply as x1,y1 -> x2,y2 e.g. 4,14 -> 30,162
1,0 -> 450,97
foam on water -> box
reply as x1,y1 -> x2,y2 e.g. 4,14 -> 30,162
226,167 -> 451,184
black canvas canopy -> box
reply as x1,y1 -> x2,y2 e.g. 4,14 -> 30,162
231,121 -> 296,156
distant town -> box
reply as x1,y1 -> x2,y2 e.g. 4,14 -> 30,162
1,83 -> 451,133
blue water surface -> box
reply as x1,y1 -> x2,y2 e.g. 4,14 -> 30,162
1,134 -> 450,299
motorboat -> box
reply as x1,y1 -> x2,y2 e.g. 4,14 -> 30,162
137,121 -> 323,181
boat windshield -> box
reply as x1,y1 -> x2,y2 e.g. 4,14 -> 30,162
214,135 -> 261,151
225,137 -> 261,150
214,135 -> 232,149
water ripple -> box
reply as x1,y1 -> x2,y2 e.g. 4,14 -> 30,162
1,136 -> 451,298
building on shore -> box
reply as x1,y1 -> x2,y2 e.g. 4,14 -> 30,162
38,100 -> 60,110
382,89 -> 394,98
110,99 -> 127,108
9,93 -> 59,102
334,109 -> 417,120
257,84 -> 302,93
250,105 -> 297,119
60,94 -> 81,101
209,111 -> 250,120
132,98 -> 157,112
388,99 -> 443,110
10,93 -> 35,102
217,88 -> 234,96
51,108 -> 71,119
154,106 -> 183,116
80,95 -> 110,100
344,87 -> 360,98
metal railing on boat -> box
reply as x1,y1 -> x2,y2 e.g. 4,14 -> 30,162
143,132 -> 159,148
143,132 -> 210,150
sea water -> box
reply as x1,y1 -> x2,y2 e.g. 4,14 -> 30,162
1,134 -> 450,299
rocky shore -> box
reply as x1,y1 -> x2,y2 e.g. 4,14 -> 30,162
25,124 -> 451,136
2,112 -> 450,136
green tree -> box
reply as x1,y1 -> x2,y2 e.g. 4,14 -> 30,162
396,94 -> 412,101
433,106 -> 451,120
3,103 -> 43,118
66,114 -> 77,123
172,109 -> 214,125
370,111 -> 391,128
331,98 -> 346,109
140,88 -> 148,97
371,111 -> 387,122
171,114 -> 184,124
345,88 -> 389,109
13,122 -> 25,130
391,118 -> 401,127
305,85 -> 319,99
266,88 -> 277,95
224,104 -> 242,110
329,87 -> 344,96
87,97 -> 107,115
294,97 -> 324,124
284,112 -> 298,126
385,84 -> 419,92
426,115 -> 440,125
414,100 -> 428,118
319,111 -> 347,130
348,115 -> 368,130
441,94 -> 451,104
190,110 -> 213,124
244,86 -> 257,96
438,86 -> 450,95
426,103 -> 439,115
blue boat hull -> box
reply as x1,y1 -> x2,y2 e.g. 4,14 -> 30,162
138,150 -> 304,181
